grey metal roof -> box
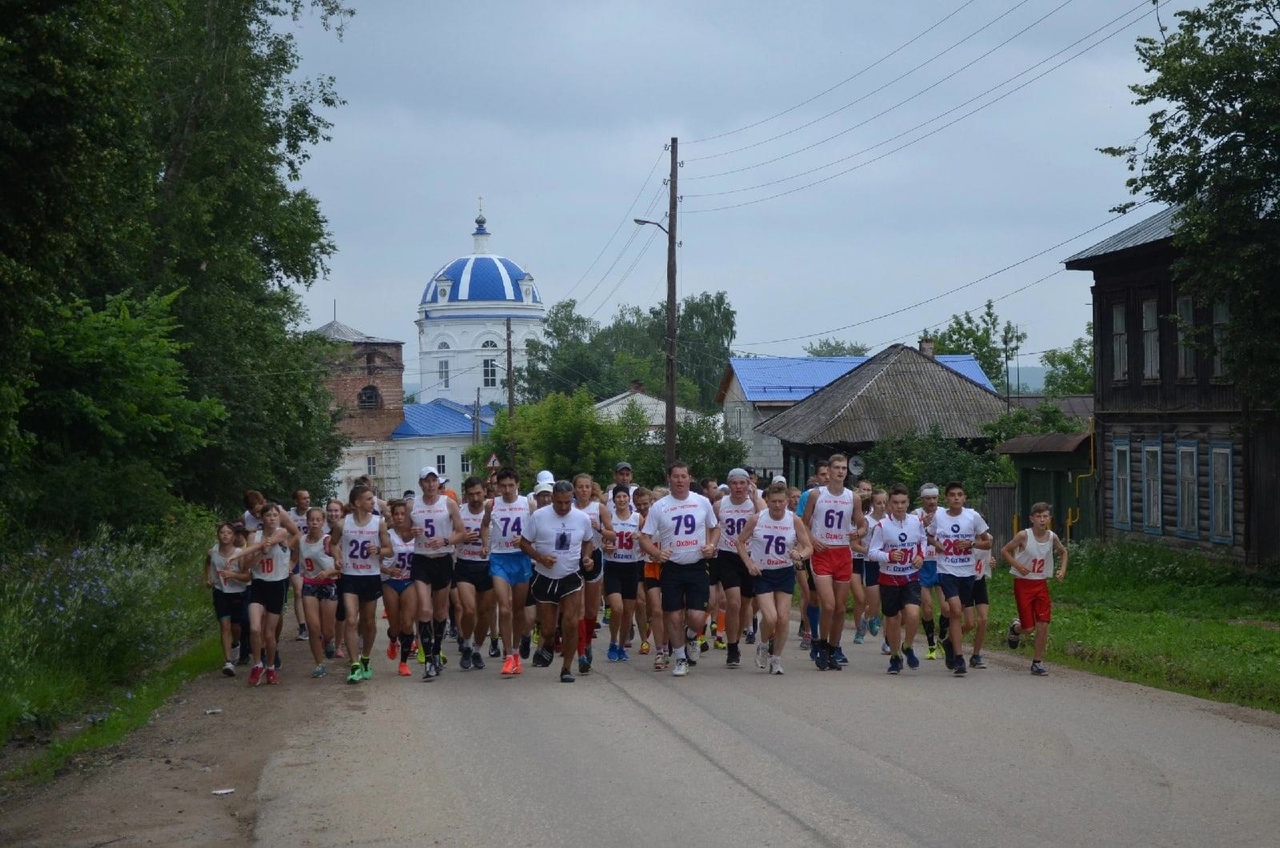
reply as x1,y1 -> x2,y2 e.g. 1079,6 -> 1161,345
1063,206 -> 1176,266
1010,394 -> 1094,418
995,432 -> 1090,455
312,320 -> 402,345
754,344 -> 1006,445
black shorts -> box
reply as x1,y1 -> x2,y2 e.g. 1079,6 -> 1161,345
212,589 -> 247,621
342,573 -> 382,604
249,579 -> 287,615
302,581 -> 338,602
713,550 -> 756,598
861,559 -> 881,587
643,576 -> 661,594
603,561 -> 640,600
660,561 -> 711,614
579,548 -> 604,583
969,578 -> 990,607
938,573 -> 976,606
454,558 -> 494,593
880,582 -> 923,618
806,565 -> 817,593
412,554 -> 454,592
529,571 -> 584,605
334,576 -> 346,621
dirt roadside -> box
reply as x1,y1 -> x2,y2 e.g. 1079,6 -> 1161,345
0,629 -> 349,847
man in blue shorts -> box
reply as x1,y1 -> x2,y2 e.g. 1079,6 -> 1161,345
486,468 -> 533,676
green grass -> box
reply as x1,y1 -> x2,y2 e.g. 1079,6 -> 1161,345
3,637 -> 222,784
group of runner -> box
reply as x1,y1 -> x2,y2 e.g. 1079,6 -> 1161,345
205,455 -> 1067,686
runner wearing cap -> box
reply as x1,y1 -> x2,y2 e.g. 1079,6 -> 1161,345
610,461 -> 638,501
914,483 -> 944,659
527,470 -> 554,511
411,466 -> 466,681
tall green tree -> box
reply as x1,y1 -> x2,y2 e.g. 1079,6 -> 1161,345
1101,0 -> 1280,407
930,300 -> 1027,393
803,338 -> 870,357
1041,324 -> 1094,397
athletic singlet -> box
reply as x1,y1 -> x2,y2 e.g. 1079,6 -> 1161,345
411,496 -> 454,556
912,508 -> 939,559
242,509 -> 262,533
749,510 -> 798,570
287,508 -> 308,533
297,534 -> 335,584
381,528 -> 414,580
456,506 -> 488,561
209,545 -> 248,593
1010,529 -> 1057,580
867,515 -> 927,585
932,508 -> 990,577
641,493 -> 718,565
974,548 -> 992,581
488,497 -> 529,554
607,510 -> 642,563
342,513 -> 383,577
717,497 -> 759,553
576,500 -> 603,546
810,487 -> 856,548
251,530 -> 290,582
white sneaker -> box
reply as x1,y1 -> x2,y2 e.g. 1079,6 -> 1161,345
687,639 -> 701,664
755,642 -> 769,669
769,656 -> 784,675
222,661 -> 236,677
672,658 -> 689,677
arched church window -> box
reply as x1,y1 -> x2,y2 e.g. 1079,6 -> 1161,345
481,340 -> 498,349
357,385 -> 382,410
437,341 -> 450,350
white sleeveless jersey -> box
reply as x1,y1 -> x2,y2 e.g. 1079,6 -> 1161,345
342,513 -> 383,577
974,548 -> 992,581
297,534 -> 335,582
717,497 -> 759,553
287,508 -> 309,534
456,506 -> 488,561
411,496 -> 454,556
209,545 -> 248,593
576,500 -> 603,545
932,508 -> 990,577
488,497 -> 530,554
381,528 -> 415,580
867,515 -> 927,584
1011,529 -> 1057,580
251,530 -> 290,583
607,510 -> 643,563
749,510 -> 798,570
810,487 -> 856,548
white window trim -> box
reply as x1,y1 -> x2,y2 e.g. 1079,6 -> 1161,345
1142,440 -> 1162,535
1210,444 -> 1233,544
1141,299 -> 1159,380
1175,442 -> 1198,538
1114,440 -> 1132,530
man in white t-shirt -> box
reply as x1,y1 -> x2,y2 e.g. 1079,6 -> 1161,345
926,480 -> 992,676
639,461 -> 720,678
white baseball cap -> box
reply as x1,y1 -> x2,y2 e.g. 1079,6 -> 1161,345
535,470 -> 554,485
533,481 -> 554,495
419,466 -> 440,480
772,475 -> 787,485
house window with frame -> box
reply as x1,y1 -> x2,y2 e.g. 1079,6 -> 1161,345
1176,443 -> 1197,537
1113,440 -> 1132,529
357,385 -> 382,410
438,360 -> 450,389
1212,300 -> 1229,378
436,454 -> 446,476
1176,296 -> 1195,379
1111,304 -> 1128,380
1142,299 -> 1159,380
1142,441 -> 1162,534
1210,445 -> 1232,543
483,358 -> 498,388
366,455 -> 377,478
460,455 -> 471,474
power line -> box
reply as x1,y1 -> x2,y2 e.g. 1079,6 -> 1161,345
684,0 -> 981,146
585,225 -> 663,321
573,184 -> 666,315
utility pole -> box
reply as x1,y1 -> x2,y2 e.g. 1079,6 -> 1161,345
665,137 -> 678,471
473,388 -> 481,445
505,317 -> 516,468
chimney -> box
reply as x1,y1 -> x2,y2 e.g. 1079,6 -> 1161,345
918,336 -> 936,359
629,380 -> 644,394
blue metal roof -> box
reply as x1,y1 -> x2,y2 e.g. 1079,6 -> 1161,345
728,354 -> 994,403
391,399 -> 495,440
420,255 -> 543,306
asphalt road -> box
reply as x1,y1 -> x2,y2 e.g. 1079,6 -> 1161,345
253,631 -> 1280,847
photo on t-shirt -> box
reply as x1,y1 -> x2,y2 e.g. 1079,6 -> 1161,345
555,531 -> 570,552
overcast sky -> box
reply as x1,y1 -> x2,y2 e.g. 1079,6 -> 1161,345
291,0 -> 1192,388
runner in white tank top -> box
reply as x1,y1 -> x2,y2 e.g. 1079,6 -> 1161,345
329,486 -> 392,684
294,506 -> 339,677
485,468 -> 534,675
1000,504 -> 1069,676
736,483 -> 813,674
227,503 -> 298,686
379,500 -> 420,676
573,474 -> 615,675
603,487 -> 643,661
715,469 -> 764,667
454,478 -> 495,672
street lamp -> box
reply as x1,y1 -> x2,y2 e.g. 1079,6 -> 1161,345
635,214 -> 677,471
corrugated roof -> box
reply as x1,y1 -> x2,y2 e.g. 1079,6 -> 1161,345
754,344 -> 1006,445
1010,394 -> 1094,418
391,399 -> 493,439
313,320 -> 402,345
1063,206 -> 1176,266
721,353 -> 993,404
595,390 -> 701,426
995,433 -> 1090,454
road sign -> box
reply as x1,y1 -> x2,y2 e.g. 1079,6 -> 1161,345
487,453 -> 501,468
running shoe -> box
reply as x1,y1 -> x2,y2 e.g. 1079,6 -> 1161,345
855,616 -> 868,640
852,631 -> 864,645
347,664 -> 362,684
607,643 -> 620,663
222,661 -> 236,678
471,650 -> 486,671
386,640 -> 398,660
869,615 -> 882,636
297,624 -> 308,641
266,668 -> 280,685
687,638 -> 701,665
489,637 -> 501,658
533,646 -> 553,668
952,655 -> 967,676
422,662 -> 437,681
810,644 -> 821,664
617,646 -> 629,662
698,635 -> 710,655
726,645 -> 741,668
639,640 -> 651,655
1031,661 -> 1048,676
578,656 -> 591,675
512,655 -> 523,675
586,644 -> 594,665
925,645 -> 939,661
335,646 -> 347,660
273,652 -> 282,670
672,658 -> 689,677
887,656 -> 903,675
827,652 -> 843,671
501,655 -> 517,676
881,639 -> 891,655
312,664 -> 327,678
416,644 -> 427,664
398,661 -> 411,677
603,607 -> 611,623
799,634 -> 811,650
833,646 -> 850,665
744,629 -> 757,645
904,646 -> 920,670
814,645 -> 830,671
1007,620 -> 1022,649
713,635 -> 727,650
448,623 -> 458,639
970,654 -> 987,669
438,652 -> 448,667
519,634 -> 531,659
324,641 -> 335,660
768,656 -> 784,675
942,639 -> 956,670
460,645 -> 473,671
560,669 -> 575,683
248,664 -> 265,686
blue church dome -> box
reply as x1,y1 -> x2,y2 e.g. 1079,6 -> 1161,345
420,213 -> 543,306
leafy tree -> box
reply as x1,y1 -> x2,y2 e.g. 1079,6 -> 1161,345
517,300 -> 608,402
980,402 -> 1086,448
1101,0 -> 1280,407
861,427 -> 1013,502
1041,323 -> 1094,397
930,300 -> 1027,393
803,338 -> 870,357
468,390 -> 623,484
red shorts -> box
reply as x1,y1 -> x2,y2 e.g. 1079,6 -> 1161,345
810,547 -> 853,583
1013,578 -> 1052,628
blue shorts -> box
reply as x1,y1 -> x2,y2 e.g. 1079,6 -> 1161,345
489,551 -> 532,586
753,568 -> 796,597
382,577 -> 412,595
918,560 -> 939,587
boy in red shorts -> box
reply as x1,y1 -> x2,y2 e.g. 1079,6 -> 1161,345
1000,502 -> 1068,675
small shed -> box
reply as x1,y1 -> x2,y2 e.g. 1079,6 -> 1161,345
995,431 -> 1097,541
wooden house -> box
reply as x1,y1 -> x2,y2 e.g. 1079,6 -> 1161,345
1064,207 -> 1278,563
